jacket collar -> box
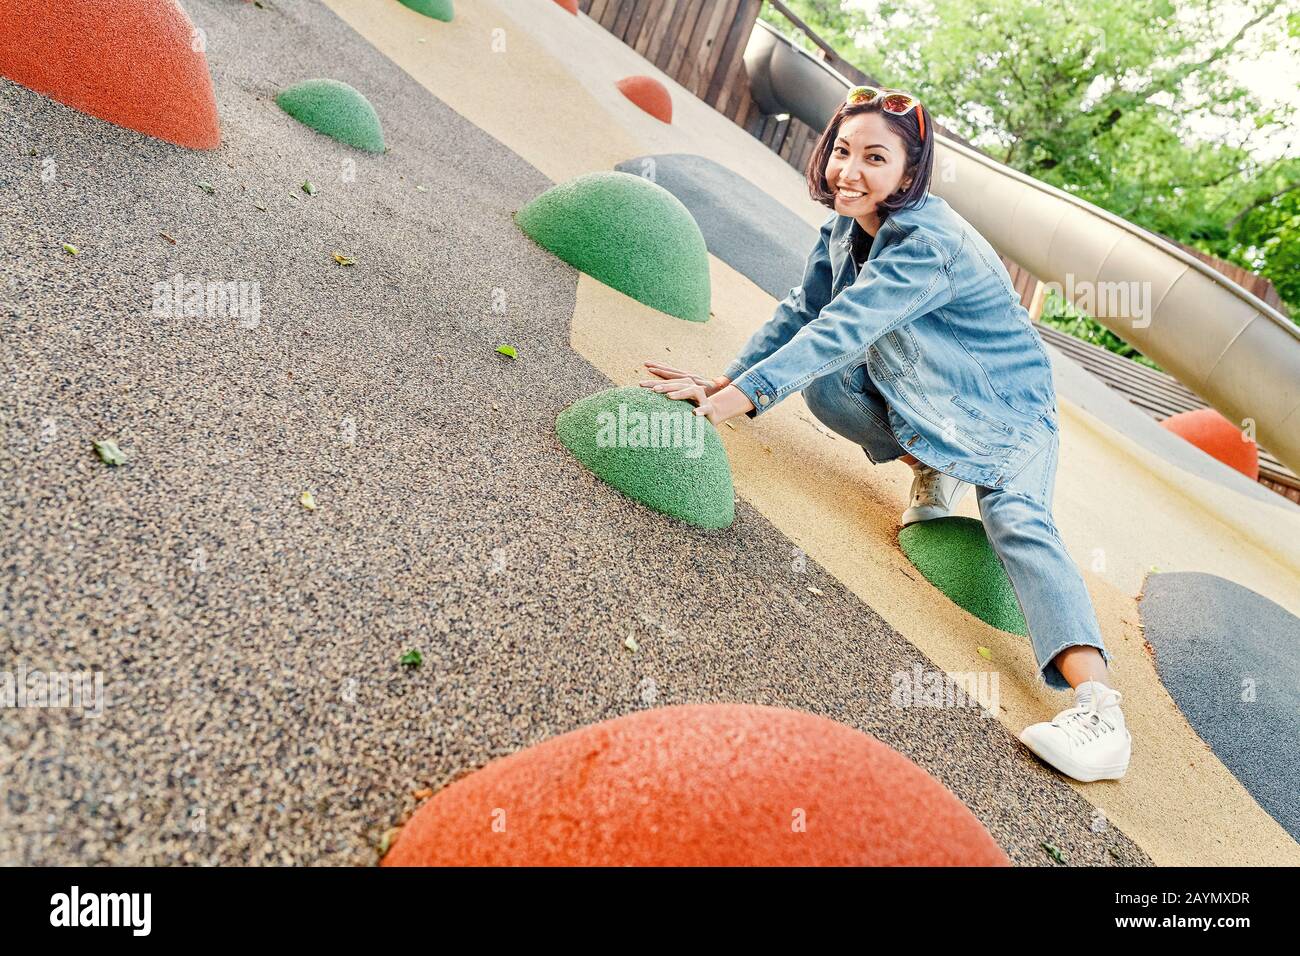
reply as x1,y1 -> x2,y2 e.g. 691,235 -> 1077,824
829,214 -> 889,279
827,192 -> 944,277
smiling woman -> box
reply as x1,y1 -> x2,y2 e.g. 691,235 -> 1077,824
811,87 -> 935,237
641,84 -> 1136,785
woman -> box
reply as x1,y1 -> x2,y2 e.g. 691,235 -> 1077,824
640,86 -> 1132,783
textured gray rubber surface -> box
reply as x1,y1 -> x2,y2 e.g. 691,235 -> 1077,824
0,0 -> 1145,866
614,153 -> 819,299
1140,571 -> 1300,840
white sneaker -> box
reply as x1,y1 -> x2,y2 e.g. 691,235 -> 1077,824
900,462 -> 973,526
1018,681 -> 1132,782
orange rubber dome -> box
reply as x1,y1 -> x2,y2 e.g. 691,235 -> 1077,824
1159,408 -> 1259,480
553,0 -> 579,14
616,75 -> 672,124
0,0 -> 220,149
383,704 -> 1009,866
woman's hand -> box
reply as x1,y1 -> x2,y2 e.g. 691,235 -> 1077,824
640,361 -> 729,394
638,361 -> 755,425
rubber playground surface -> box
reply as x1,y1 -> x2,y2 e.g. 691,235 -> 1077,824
2,0 -> 1298,866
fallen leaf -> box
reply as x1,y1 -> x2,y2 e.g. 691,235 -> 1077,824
806,585 -> 824,597
332,251 -> 356,266
300,490 -> 317,511
253,201 -> 267,211
62,242 -> 79,256
624,634 -> 639,653
495,344 -> 517,359
301,180 -> 317,196
415,185 -> 428,192
977,646 -> 993,661
93,439 -> 126,466
1042,841 -> 1066,864
159,231 -> 177,245
378,827 -> 401,856
196,180 -> 215,194
412,788 -> 433,800
399,649 -> 423,667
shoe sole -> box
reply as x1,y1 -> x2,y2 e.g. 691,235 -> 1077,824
901,504 -> 950,526
901,482 -> 973,527
1019,733 -> 1130,783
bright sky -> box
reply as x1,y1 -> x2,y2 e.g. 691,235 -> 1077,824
1214,9 -> 1300,161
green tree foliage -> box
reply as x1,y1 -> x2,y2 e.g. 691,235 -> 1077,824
1210,169 -> 1300,308
759,0 -> 865,58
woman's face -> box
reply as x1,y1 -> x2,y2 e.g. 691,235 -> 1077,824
825,111 -> 912,225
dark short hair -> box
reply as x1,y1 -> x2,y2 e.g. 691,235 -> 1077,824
805,96 -> 934,218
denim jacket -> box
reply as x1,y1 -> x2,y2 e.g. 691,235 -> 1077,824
723,193 -> 1059,488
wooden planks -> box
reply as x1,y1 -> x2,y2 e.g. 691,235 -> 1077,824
578,0 -> 763,119
706,0 -> 760,108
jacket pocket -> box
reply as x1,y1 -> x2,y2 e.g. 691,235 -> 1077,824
866,344 -> 894,383
884,326 -> 921,366
950,394 -> 1014,436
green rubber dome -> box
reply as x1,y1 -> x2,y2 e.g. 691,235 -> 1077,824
897,517 -> 1027,635
276,79 -> 386,153
398,0 -> 454,21
557,386 -> 734,529
516,172 -> 712,323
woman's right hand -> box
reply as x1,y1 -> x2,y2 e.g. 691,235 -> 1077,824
639,360 -> 730,396
639,361 -> 751,425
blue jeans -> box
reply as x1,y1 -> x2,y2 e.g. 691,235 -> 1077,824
802,363 -> 1111,690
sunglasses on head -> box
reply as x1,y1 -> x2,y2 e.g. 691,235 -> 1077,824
845,85 -> 925,139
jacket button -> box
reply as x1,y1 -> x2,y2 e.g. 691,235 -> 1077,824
758,393 -> 771,406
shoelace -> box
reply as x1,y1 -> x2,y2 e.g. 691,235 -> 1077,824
1053,693 -> 1122,747
913,466 -> 943,504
